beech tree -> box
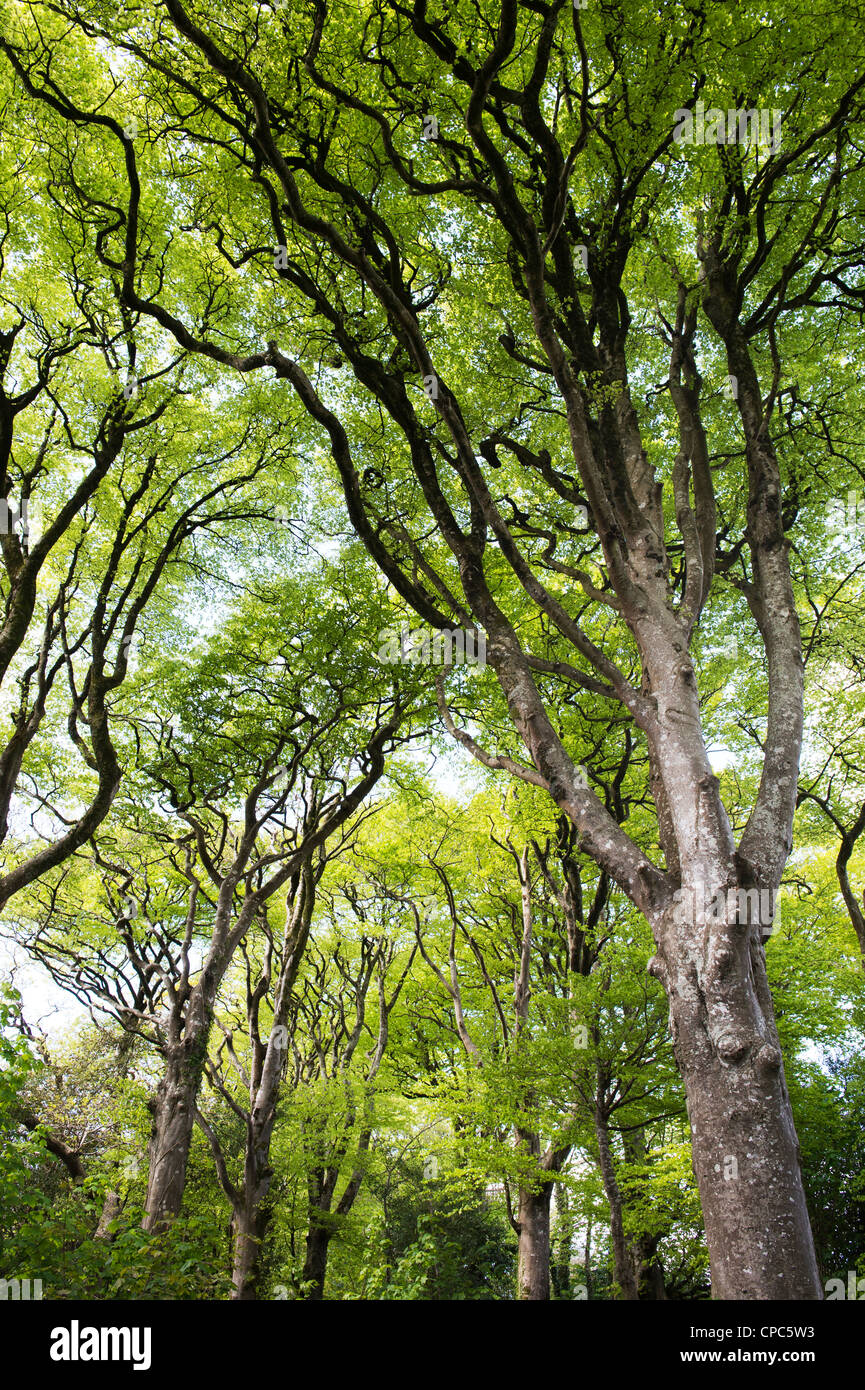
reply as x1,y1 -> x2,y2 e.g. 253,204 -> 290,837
195,857 -> 322,1300
0,48 -> 292,909
8,562 -> 418,1233
4,0 -> 865,1299
194,832 -> 413,1300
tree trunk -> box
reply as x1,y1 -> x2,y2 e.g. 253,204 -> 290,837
301,1221 -> 332,1301
621,1128 -> 666,1299
142,1028 -> 208,1232
231,1198 -> 268,1301
228,1135 -> 278,1300
230,874 -> 315,1298
594,1105 -> 638,1300
631,1233 -> 666,1300
516,1186 -> 552,1300
94,1190 -> 122,1239
551,1186 -> 572,1298
648,874 -> 822,1299
142,900 -> 247,1232
668,947 -> 820,1298
835,815 -> 865,963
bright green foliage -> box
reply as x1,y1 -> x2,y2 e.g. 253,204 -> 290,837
1,0 -> 865,1304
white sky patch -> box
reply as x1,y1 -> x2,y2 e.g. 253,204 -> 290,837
0,937 -> 87,1038
708,746 -> 736,774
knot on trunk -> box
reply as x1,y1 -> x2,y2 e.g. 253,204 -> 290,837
754,1042 -> 782,1075
714,1032 -> 751,1064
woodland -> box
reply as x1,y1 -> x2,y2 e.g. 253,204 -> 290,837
0,0 -> 864,1304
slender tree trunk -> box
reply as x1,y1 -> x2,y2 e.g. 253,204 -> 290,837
230,875 -> 315,1299
516,1186 -> 553,1301
551,1186 -> 572,1298
835,816 -> 865,963
228,1133 -> 279,1300
95,1191 -> 122,1239
621,1128 -> 666,1299
594,1105 -> 638,1300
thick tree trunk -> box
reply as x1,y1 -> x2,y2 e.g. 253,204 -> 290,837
516,1186 -> 553,1300
652,883 -> 822,1299
231,1198 -> 269,1300
142,895 -> 250,1231
142,1024 -> 209,1232
672,969 -> 818,1298
594,1106 -> 638,1300
301,1221 -> 332,1301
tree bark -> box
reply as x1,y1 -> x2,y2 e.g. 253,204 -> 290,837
95,1191 -> 123,1240
142,1033 -> 208,1232
516,1185 -> 553,1301
647,856 -> 821,1296
141,878 -> 247,1233
631,1233 -> 666,1301
301,1220 -> 332,1301
231,1197 -> 269,1301
594,1105 -> 638,1300
666,931 -> 820,1299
